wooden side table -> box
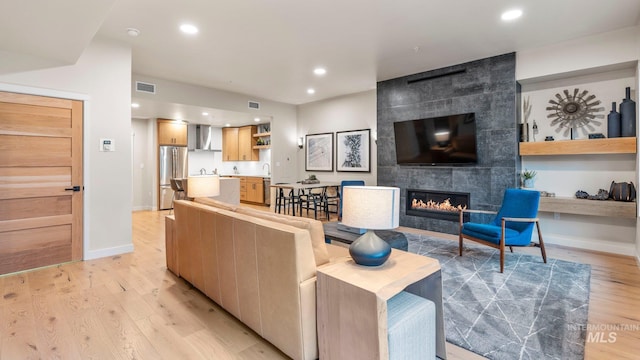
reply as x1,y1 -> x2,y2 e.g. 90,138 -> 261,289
317,250 -> 446,359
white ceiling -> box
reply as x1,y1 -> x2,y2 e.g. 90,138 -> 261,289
2,0 -> 640,124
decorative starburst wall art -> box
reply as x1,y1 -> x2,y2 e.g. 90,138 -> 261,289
546,88 -> 604,138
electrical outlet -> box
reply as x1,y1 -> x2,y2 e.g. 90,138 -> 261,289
553,212 -> 560,220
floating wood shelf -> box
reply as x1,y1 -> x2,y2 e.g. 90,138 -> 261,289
253,145 -> 270,150
253,132 -> 271,137
538,196 -> 637,219
519,137 -> 636,156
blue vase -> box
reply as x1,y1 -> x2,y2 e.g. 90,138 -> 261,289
349,231 -> 392,266
620,87 -> 636,137
607,102 -> 621,138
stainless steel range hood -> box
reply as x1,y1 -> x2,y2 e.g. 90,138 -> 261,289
188,125 -> 221,151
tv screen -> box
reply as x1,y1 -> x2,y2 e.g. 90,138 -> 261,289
393,113 -> 477,165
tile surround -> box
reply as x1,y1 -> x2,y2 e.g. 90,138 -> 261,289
377,53 -> 519,234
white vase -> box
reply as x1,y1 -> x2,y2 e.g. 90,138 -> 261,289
523,179 -> 534,188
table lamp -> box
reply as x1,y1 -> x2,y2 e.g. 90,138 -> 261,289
187,175 -> 220,198
341,186 -> 400,266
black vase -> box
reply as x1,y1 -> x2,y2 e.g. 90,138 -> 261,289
607,102 -> 621,138
620,87 -> 636,137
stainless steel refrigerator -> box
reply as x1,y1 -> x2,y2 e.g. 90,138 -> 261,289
159,146 -> 188,210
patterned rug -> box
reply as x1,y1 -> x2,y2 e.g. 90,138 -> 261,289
405,233 -> 590,360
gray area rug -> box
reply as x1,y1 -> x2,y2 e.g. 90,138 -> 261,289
405,233 -> 590,360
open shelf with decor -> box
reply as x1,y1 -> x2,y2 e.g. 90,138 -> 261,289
538,196 -> 636,219
520,137 -> 636,156
253,124 -> 271,149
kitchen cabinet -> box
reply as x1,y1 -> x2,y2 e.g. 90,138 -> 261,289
246,177 -> 264,203
158,119 -> 187,146
238,176 -> 247,201
238,126 -> 259,161
223,125 -> 259,161
234,176 -> 264,204
222,127 -> 239,161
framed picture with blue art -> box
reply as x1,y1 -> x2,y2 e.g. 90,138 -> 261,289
336,129 -> 370,172
305,132 -> 334,171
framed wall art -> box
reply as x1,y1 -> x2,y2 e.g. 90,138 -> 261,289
336,129 -> 370,172
305,132 -> 334,171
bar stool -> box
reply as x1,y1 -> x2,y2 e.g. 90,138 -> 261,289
169,178 -> 185,214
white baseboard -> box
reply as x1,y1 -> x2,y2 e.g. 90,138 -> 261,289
84,243 -> 134,261
539,232 -> 636,257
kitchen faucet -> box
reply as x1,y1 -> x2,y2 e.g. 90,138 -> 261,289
200,168 -> 207,175
263,163 -> 271,176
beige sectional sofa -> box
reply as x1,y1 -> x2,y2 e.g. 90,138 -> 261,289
172,198 -> 350,360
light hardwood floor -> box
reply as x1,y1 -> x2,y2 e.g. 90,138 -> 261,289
1,207 -> 639,359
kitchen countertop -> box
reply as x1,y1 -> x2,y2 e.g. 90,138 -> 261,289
221,174 -> 270,179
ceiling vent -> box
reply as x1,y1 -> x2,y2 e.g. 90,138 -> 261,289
248,101 -> 260,110
135,81 -> 156,94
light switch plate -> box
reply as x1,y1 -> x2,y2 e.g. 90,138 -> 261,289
100,138 -> 115,152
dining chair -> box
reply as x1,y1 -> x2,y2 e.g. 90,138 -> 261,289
274,183 -> 299,216
459,188 -> 546,273
299,186 -> 330,220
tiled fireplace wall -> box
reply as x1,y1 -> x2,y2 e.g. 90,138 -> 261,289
376,53 -> 519,235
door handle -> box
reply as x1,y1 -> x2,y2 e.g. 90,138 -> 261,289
65,186 -> 81,192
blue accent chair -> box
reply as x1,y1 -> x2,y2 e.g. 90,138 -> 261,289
459,189 -> 547,273
338,180 -> 365,221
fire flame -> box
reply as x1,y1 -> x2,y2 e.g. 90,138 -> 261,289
411,198 -> 466,213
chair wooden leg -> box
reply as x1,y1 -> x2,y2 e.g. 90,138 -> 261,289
500,219 -> 506,273
458,210 -> 464,256
536,221 -> 547,264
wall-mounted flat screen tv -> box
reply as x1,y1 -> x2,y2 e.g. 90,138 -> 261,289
393,112 -> 478,166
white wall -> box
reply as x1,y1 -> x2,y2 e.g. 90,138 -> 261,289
132,118 -> 155,211
518,25 -> 640,257
297,90 -> 377,185
0,38 -> 134,259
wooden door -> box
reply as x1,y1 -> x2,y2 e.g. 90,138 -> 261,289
0,91 -> 83,275
222,127 -> 239,161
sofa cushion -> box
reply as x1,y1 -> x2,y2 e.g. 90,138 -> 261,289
235,207 -> 330,266
194,197 -> 239,212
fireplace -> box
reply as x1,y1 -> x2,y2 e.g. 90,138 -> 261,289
406,189 -> 470,222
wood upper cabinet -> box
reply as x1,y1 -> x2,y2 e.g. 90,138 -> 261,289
223,126 -> 259,161
238,126 -> 259,161
158,119 -> 187,146
222,127 -> 239,161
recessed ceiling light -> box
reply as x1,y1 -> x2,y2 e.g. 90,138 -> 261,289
202,112 -> 208,116
307,88 -> 315,95
313,67 -> 326,76
126,28 -> 140,37
501,9 -> 522,21
131,103 -> 140,108
225,123 -> 231,127
254,117 -> 261,122
180,24 -> 199,34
